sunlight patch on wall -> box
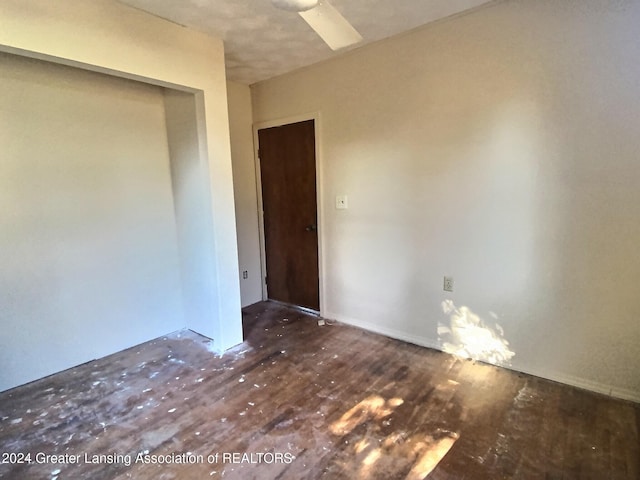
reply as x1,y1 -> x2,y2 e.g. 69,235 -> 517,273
438,300 -> 515,366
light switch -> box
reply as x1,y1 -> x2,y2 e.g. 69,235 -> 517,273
335,195 -> 348,209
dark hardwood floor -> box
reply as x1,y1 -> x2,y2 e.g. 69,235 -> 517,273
1,301 -> 638,479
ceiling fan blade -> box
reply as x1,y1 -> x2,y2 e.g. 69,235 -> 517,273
299,0 -> 362,51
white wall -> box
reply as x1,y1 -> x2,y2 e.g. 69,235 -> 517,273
0,53 -> 184,390
0,0 -> 243,390
227,81 -> 263,307
164,90 -> 220,334
251,0 -> 640,401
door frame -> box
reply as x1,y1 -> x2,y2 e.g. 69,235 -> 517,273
252,112 -> 325,315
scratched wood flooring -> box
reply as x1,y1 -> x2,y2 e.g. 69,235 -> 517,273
0,301 -> 638,480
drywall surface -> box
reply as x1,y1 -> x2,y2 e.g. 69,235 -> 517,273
164,90 -> 219,335
227,81 -> 263,307
0,53 -> 184,391
252,0 -> 640,401
0,0 -> 243,389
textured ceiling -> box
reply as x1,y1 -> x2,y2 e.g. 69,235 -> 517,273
118,0 -> 493,85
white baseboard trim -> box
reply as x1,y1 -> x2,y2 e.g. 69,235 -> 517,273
511,366 -> 640,404
324,311 -> 441,351
325,311 -> 640,404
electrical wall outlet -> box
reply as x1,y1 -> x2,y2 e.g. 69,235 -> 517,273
242,270 -> 248,279
443,276 -> 454,292
335,195 -> 348,209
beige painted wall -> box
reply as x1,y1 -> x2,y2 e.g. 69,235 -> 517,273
0,53 -> 185,391
227,82 -> 263,307
0,0 -> 242,350
164,90 -> 220,334
252,0 -> 640,401
0,0 -> 243,390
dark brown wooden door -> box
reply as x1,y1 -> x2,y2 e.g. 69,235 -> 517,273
258,119 -> 319,311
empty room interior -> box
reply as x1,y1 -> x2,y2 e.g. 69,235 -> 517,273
1,0 -> 639,478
